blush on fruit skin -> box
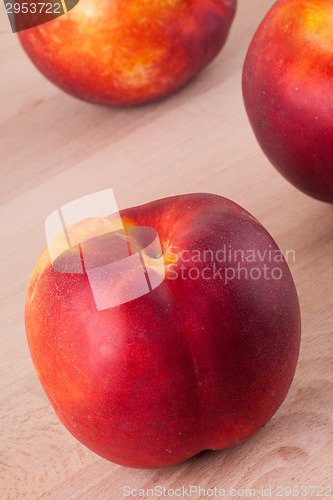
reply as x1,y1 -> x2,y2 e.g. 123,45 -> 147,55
25,193 -> 301,469
17,0 -> 237,107
242,0 -> 333,203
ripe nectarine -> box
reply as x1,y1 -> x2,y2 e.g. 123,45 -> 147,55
18,0 -> 237,106
243,0 -> 333,203
25,193 -> 301,468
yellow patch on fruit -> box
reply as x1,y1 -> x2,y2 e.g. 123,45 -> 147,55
300,3 -> 333,44
162,241 -> 179,268
275,0 -> 333,90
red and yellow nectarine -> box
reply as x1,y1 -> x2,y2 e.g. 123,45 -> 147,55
18,0 -> 237,106
243,0 -> 333,203
25,193 -> 301,468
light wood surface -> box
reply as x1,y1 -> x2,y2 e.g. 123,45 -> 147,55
1,1 -> 333,498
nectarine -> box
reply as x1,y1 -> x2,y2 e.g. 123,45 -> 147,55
243,0 -> 333,203
25,193 -> 301,468
18,0 -> 237,106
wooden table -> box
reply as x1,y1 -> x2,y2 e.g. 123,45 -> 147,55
1,1 -> 332,498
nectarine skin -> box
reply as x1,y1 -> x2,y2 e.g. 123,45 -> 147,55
243,0 -> 333,203
25,194 -> 301,468
18,0 -> 237,106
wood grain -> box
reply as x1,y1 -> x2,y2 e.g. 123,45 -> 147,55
1,1 -> 332,498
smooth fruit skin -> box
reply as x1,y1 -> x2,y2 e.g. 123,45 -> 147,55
242,0 -> 333,203
17,0 -> 237,106
25,193 -> 301,468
